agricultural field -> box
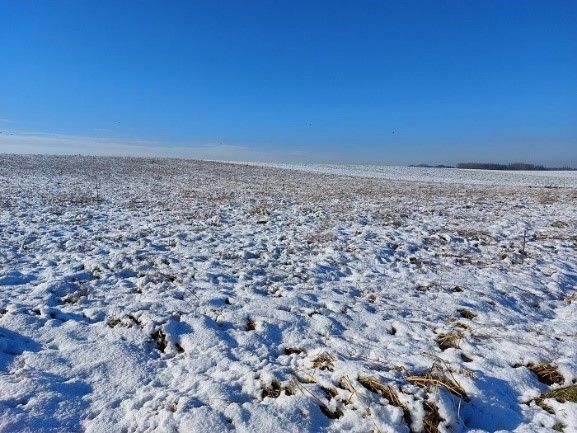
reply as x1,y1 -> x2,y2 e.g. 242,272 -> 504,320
1,154 -> 576,433
238,162 -> 577,189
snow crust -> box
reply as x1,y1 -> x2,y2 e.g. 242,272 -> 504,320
0,154 -> 576,432
225,161 -> 577,188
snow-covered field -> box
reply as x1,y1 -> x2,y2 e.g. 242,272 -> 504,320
229,162 -> 577,188
1,154 -> 576,433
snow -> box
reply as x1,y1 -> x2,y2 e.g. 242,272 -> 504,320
224,161 -> 577,188
0,154 -> 576,433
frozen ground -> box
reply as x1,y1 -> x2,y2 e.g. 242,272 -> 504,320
228,162 -> 577,188
0,154 -> 576,433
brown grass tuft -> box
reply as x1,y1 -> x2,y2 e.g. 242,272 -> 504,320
358,375 -> 412,426
261,379 -> 282,399
358,375 -> 403,407
406,364 -> 469,401
321,385 -> 338,400
457,308 -> 477,320
338,375 -> 357,404
538,385 -> 577,403
151,329 -> 167,352
528,363 -> 564,385
246,317 -> 256,331
283,380 -> 296,396
551,221 -> 568,229
339,376 -> 355,393
312,352 -> 335,371
261,378 -> 297,399
284,347 -> 304,355
422,401 -> 443,433
436,331 -> 462,351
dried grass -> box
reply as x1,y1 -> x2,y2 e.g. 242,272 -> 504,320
261,378 -> 298,399
261,379 -> 282,398
338,375 -> 357,405
358,375 -> 403,407
284,379 -> 297,396
436,331 -> 462,351
551,221 -> 568,229
312,352 -> 335,371
538,385 -> 577,403
422,401 -> 443,433
357,375 -> 412,427
457,308 -> 477,320
290,373 -> 343,420
321,385 -> 338,400
284,347 -> 304,355
246,317 -> 256,331
151,329 -> 167,352
339,376 -> 355,393
528,363 -> 564,385
406,364 -> 469,401
106,316 -> 121,328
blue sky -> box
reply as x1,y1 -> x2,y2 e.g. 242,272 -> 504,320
1,1 -> 576,166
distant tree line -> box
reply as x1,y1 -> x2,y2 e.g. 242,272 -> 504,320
409,164 -> 454,168
409,162 -> 575,170
456,162 -> 575,171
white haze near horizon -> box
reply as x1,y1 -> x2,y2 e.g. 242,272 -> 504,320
1,129 -> 576,170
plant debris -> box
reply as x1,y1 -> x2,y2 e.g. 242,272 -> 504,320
151,329 -> 167,352
528,363 -> 564,385
436,331 -> 462,351
457,308 -> 477,320
262,379 -> 283,399
422,401 -> 443,433
538,385 -> 577,403
357,375 -> 412,426
406,364 -> 469,401
312,352 -> 335,371
246,317 -> 256,331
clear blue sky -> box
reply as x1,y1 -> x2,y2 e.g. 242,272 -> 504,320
1,1 -> 576,166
